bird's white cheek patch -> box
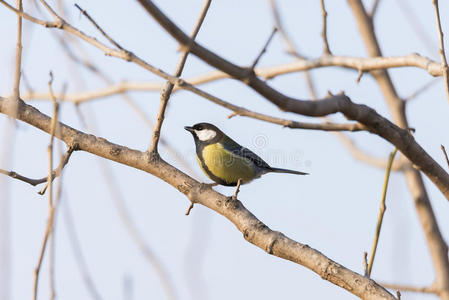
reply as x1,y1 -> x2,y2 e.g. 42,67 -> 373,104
195,129 -> 216,141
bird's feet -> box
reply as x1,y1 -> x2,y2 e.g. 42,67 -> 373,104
231,178 -> 242,201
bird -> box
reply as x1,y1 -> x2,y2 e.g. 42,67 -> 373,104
185,122 -> 308,198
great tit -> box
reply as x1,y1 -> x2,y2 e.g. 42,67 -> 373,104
185,122 -> 308,187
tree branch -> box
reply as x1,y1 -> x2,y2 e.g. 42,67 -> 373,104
432,0 -> 449,104
12,0 -> 23,102
320,0 -> 331,55
19,52 -> 444,103
250,27 -> 277,69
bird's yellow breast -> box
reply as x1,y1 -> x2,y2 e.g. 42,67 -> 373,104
199,143 -> 256,185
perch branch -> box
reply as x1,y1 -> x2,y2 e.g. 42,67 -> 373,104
251,27 -> 277,69
0,97 -> 397,300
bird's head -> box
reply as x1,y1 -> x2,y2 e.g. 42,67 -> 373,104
184,122 -> 222,144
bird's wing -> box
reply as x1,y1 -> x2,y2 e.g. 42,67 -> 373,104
221,137 -> 271,170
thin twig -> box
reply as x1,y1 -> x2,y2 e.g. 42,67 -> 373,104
185,202 -> 194,216
432,0 -> 449,104
12,0 -> 23,102
0,169 -> 49,186
251,27 -> 277,69
441,145 -> 449,169
367,148 -> 398,277
148,0 -> 211,153
49,145 -> 64,300
320,0 -> 331,55
17,53 -> 446,103
33,72 -> 59,300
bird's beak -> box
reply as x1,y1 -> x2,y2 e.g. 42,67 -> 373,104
184,126 -> 194,133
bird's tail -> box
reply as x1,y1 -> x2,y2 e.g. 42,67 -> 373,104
269,167 -> 309,175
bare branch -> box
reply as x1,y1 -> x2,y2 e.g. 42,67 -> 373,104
12,0 -> 23,102
0,97 -> 397,300
442,145 -> 449,169
320,0 -> 331,55
432,0 -> 449,104
20,53 -> 445,103
367,148 -> 398,277
251,27 -> 277,69
33,72 -> 59,300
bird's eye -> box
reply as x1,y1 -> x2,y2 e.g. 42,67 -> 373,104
197,125 -> 203,130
